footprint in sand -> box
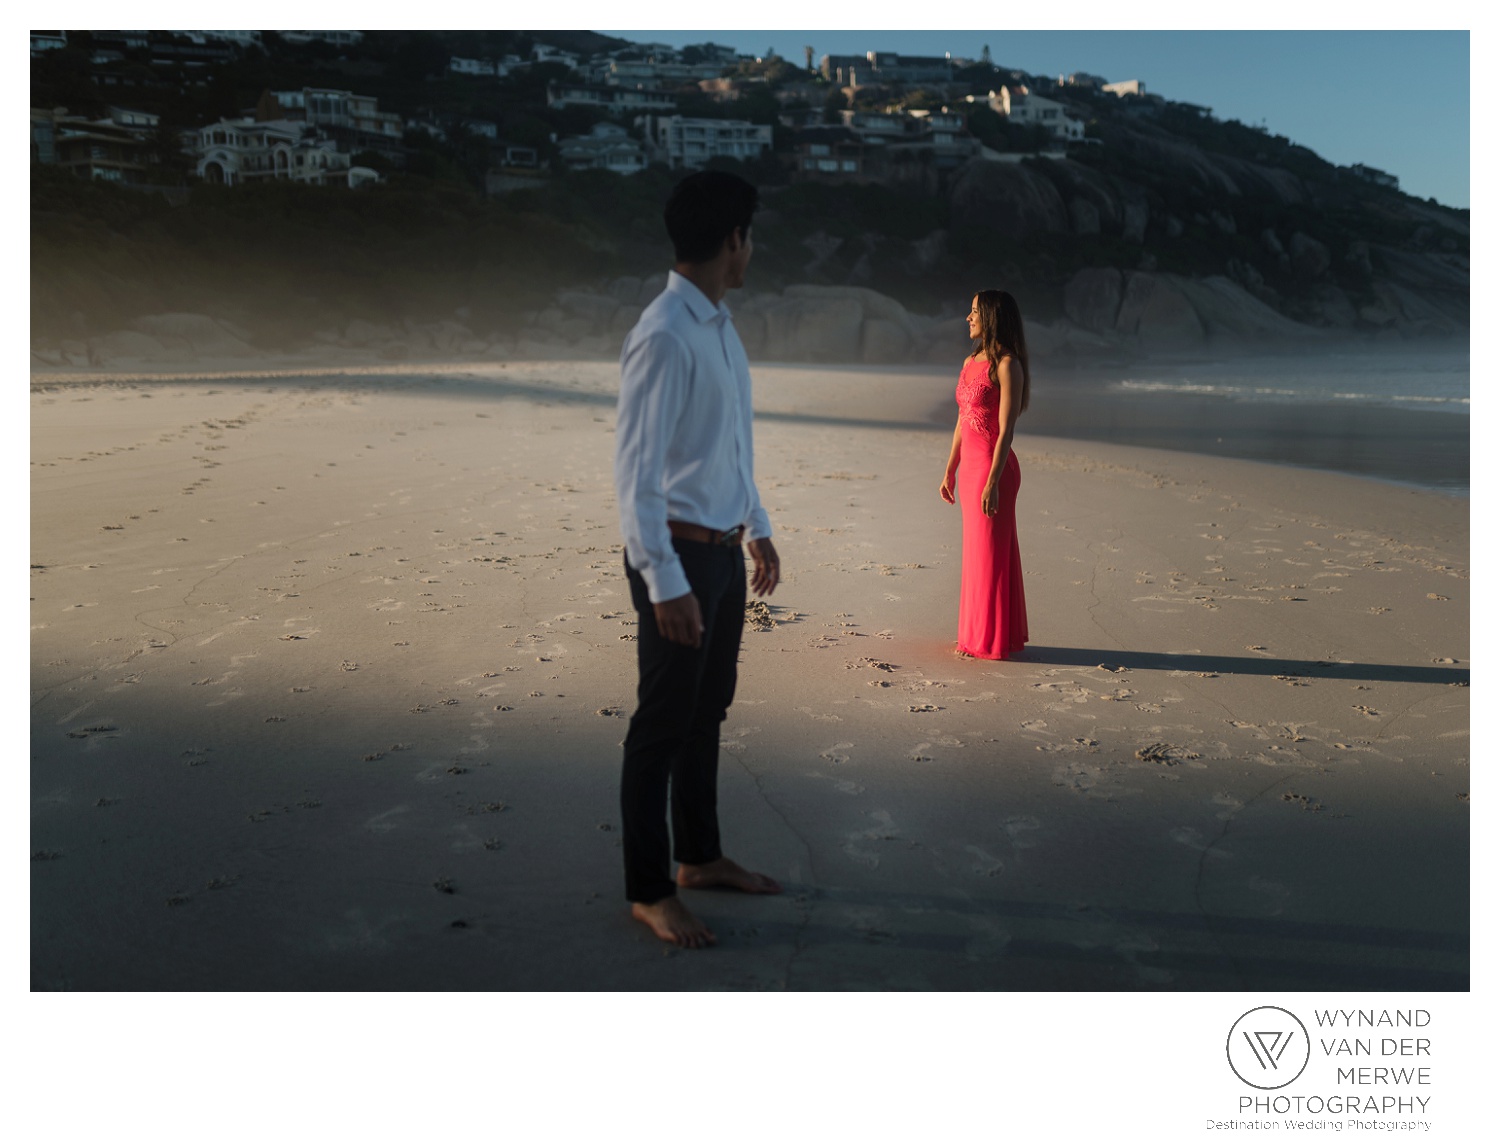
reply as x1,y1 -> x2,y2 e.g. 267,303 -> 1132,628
1169,826 -> 1230,857
843,810 -> 898,868
1247,876 -> 1291,916
1211,792 -> 1245,820
964,845 -> 1004,877
1037,737 -> 1099,754
1052,761 -> 1103,794
1004,816 -> 1042,849
819,742 -> 853,764
809,772 -> 864,795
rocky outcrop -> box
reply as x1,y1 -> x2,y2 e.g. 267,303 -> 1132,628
1288,232 -> 1331,280
1305,284 -> 1360,329
1063,268 -> 1125,333
1115,274 -> 1206,349
948,161 -> 1069,242
1058,269 -> 1322,350
1168,275 -> 1321,341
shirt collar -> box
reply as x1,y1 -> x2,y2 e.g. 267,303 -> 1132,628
667,269 -> 731,322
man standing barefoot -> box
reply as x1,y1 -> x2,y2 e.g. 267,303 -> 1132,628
614,170 -> 783,948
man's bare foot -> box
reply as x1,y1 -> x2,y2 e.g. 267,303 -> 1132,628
676,856 -> 782,895
630,896 -> 716,948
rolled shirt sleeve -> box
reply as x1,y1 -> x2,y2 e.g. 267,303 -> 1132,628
615,328 -> 693,604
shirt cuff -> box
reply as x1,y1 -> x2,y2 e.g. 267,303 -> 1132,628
744,507 -> 773,542
640,557 -> 691,605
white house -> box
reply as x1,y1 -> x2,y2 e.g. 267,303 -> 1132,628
267,87 -> 404,148
601,58 -> 726,86
187,31 -> 264,48
640,115 -> 773,169
993,85 -> 1085,142
187,118 -> 376,188
557,122 -> 647,175
839,109 -> 910,144
547,81 -> 678,116
1101,79 -> 1146,97
276,31 -> 364,48
450,57 -> 497,77
532,45 -> 581,69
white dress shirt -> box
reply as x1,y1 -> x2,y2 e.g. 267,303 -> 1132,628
615,271 -> 771,603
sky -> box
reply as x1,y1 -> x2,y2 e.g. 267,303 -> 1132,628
599,26 -> 1470,209
36,4 -> 1472,205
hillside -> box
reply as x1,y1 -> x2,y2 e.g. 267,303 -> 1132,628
31,31 -> 1468,361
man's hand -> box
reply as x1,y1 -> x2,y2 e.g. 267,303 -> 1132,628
653,592 -> 704,648
747,537 -> 780,597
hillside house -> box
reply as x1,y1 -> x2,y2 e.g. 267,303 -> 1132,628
787,126 -> 868,182
547,81 -> 677,116
533,45 -> 580,67
820,51 -> 955,87
275,31 -> 364,47
31,106 -> 161,183
186,118 -> 369,187
1350,163 -> 1399,190
993,85 -> 1085,142
602,58 -> 726,86
640,114 -> 773,169
265,87 -> 404,153
186,31 -> 263,48
557,122 -> 647,175
839,109 -> 910,143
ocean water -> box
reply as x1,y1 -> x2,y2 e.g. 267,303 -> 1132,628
1110,346 -> 1469,414
1019,344 -> 1470,493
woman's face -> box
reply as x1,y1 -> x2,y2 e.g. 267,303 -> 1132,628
966,297 -> 982,340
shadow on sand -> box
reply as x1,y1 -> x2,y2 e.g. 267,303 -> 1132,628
1013,646 -> 1467,687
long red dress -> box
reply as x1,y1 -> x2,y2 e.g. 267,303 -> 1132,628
955,357 -> 1028,659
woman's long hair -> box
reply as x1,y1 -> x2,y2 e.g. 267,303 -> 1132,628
970,289 -> 1031,413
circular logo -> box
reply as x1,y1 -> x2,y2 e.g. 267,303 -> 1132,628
1226,1006 -> 1311,1089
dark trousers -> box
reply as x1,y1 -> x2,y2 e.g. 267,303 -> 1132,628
621,539 -> 746,904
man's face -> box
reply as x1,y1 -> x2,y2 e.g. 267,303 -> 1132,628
726,226 -> 753,290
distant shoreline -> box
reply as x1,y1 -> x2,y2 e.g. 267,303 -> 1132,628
31,340 -> 1469,494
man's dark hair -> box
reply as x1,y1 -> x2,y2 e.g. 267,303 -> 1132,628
663,170 -> 759,264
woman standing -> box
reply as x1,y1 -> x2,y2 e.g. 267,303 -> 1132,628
940,289 -> 1030,660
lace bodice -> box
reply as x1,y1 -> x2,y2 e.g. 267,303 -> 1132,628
956,357 -> 999,437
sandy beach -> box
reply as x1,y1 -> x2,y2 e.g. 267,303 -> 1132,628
30,358 -> 1468,990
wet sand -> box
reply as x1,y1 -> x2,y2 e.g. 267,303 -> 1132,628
30,360 -> 1468,989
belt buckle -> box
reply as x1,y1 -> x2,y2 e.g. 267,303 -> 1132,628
717,524 -> 745,547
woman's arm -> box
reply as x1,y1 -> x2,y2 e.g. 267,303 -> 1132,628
980,357 -> 1021,516
939,414 -> 963,503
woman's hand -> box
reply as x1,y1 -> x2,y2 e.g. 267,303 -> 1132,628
940,470 -> 957,504
981,477 -> 1001,517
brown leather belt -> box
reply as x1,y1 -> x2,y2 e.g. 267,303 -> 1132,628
668,520 -> 746,547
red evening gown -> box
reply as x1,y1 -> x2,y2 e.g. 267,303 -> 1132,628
955,357 -> 1028,659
